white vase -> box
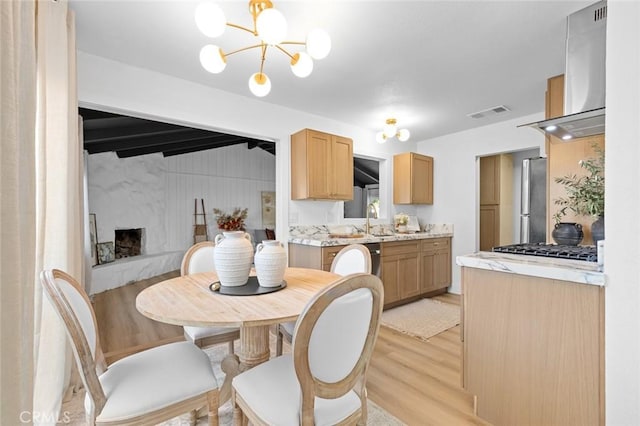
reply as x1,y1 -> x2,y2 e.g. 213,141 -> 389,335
214,231 -> 253,287
254,240 -> 287,287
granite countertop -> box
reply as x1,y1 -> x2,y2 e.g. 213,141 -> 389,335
288,224 -> 453,247
456,251 -> 606,286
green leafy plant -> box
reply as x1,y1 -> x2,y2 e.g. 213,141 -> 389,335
553,144 -> 604,224
395,213 -> 409,226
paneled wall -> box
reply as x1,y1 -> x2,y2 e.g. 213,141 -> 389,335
165,144 -> 276,250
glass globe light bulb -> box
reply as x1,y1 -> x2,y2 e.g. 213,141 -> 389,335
249,72 -> 272,97
199,45 -> 227,74
256,8 -> 287,45
397,128 -> 411,142
375,132 -> 387,144
383,122 -> 397,138
290,52 -> 313,78
306,28 -> 331,59
195,2 -> 226,38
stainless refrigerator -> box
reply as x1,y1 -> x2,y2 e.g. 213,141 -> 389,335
520,158 -> 547,243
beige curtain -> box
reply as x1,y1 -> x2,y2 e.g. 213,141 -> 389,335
0,1 -> 83,422
0,1 -> 37,424
32,0 -> 83,424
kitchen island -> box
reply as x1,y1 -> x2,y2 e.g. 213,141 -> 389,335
456,251 -> 605,426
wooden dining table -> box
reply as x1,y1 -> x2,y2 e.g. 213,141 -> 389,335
135,267 -> 340,403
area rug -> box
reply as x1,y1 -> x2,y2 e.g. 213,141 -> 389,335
381,298 -> 460,341
62,333 -> 404,425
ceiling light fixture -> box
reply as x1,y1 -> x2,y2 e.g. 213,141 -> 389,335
375,118 -> 410,143
195,1 -> 331,97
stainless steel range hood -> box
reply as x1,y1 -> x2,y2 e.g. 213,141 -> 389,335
520,1 -> 607,140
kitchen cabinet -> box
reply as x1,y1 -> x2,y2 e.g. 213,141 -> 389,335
288,243 -> 344,272
545,75 -> 605,244
380,240 -> 421,306
420,238 -> 451,293
291,129 -> 353,200
393,152 -> 433,204
479,154 -> 512,249
461,266 -> 604,425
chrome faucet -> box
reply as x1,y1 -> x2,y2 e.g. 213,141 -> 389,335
365,202 -> 378,235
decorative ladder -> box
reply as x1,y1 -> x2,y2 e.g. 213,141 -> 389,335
193,198 -> 208,244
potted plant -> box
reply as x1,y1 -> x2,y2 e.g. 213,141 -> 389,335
395,213 -> 409,232
553,144 -> 604,244
213,207 -> 248,231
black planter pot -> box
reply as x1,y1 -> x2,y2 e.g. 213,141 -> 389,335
591,215 -> 605,244
552,222 -> 584,246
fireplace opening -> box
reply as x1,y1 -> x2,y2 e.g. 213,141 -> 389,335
115,228 -> 144,259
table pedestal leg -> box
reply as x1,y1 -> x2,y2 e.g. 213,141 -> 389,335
219,325 -> 270,404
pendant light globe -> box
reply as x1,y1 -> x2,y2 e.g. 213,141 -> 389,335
195,2 -> 226,38
383,122 -> 397,139
375,132 -> 387,144
256,8 -> 287,45
199,45 -> 227,74
290,52 -> 313,78
249,72 -> 272,97
306,28 -> 331,59
397,128 -> 411,142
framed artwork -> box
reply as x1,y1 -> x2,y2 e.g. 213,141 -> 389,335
261,191 -> 276,228
97,242 -> 115,264
89,214 -> 98,266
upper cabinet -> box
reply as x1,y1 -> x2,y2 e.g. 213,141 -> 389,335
291,129 -> 353,200
393,152 -> 433,204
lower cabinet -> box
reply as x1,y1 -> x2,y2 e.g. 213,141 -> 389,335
290,237 -> 452,309
380,241 -> 421,306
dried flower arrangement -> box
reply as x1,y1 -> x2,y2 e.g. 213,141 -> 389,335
213,207 -> 248,231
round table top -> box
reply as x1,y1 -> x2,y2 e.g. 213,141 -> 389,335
135,267 -> 340,328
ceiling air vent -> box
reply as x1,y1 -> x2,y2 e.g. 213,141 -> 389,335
467,105 -> 511,119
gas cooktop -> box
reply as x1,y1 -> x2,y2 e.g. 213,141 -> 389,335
492,243 -> 597,262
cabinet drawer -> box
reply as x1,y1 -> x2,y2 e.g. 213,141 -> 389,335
421,238 -> 450,252
382,241 -> 420,256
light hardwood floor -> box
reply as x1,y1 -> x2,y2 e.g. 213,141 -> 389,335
93,273 -> 489,425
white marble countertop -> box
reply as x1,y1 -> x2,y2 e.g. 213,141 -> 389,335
288,223 -> 453,247
456,251 -> 606,286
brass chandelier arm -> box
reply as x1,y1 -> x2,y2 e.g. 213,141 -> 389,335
225,43 -> 265,57
259,44 -> 268,75
274,44 -> 295,60
226,22 -> 257,36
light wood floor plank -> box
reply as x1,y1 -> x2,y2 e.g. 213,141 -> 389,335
92,274 -> 487,425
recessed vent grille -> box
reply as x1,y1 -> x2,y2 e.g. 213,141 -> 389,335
467,105 -> 511,119
594,5 -> 606,21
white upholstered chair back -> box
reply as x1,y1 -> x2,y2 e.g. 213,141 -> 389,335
181,241 -> 215,275
293,273 -> 383,407
330,244 -> 372,276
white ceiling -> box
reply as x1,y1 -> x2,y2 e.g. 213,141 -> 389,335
69,0 -> 594,142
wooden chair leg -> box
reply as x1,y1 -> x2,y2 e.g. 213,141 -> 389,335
207,389 -> 219,426
232,390 -> 243,426
190,409 -> 197,426
228,340 -> 235,354
276,324 -> 283,356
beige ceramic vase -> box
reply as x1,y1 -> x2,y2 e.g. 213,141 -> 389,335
214,231 -> 253,287
254,240 -> 287,287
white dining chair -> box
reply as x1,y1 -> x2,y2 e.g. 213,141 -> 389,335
40,269 -> 219,426
232,273 -> 384,425
181,241 -> 240,353
276,243 -> 372,356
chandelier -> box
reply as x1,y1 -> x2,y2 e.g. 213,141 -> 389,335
376,118 -> 410,143
195,0 -> 331,97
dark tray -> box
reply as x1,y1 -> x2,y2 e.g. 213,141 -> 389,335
208,276 -> 287,296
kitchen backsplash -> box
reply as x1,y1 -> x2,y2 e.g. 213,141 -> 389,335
289,223 -> 453,238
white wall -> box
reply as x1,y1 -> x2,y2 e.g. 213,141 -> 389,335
415,114 -> 545,294
605,1 -> 640,423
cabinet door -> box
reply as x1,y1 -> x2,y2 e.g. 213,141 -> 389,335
480,155 -> 500,205
306,130 -> 332,199
421,251 -> 436,293
331,135 -> 354,200
434,249 -> 451,289
381,256 -> 401,305
397,253 -> 420,299
411,154 -> 433,204
479,205 -> 499,251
